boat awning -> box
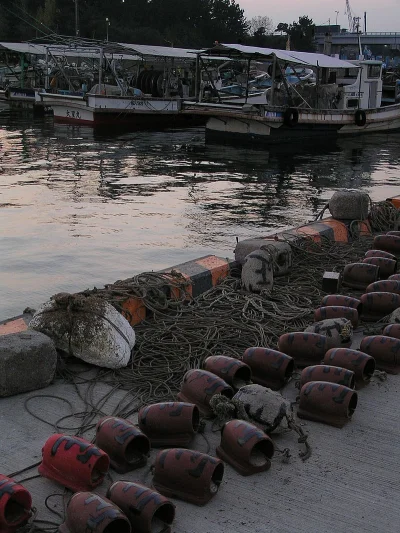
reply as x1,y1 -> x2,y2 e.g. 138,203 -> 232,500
198,43 -> 359,69
117,43 -> 197,60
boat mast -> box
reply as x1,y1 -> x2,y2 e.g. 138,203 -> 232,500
74,0 -> 80,37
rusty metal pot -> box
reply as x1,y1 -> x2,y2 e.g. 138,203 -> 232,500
59,492 -> 131,533
38,434 -> 110,492
203,355 -> 252,390
216,419 -> 274,476
298,381 -> 357,428
360,335 -> 400,374
342,263 -> 380,289
360,292 -> 400,321
373,234 -> 400,254
153,449 -> 224,505
320,295 -> 362,312
362,257 -> 397,279
314,306 -> 358,328
242,347 -> 294,390
177,369 -> 233,417
138,402 -> 199,447
107,481 -> 175,533
277,332 -> 327,368
323,348 -> 375,387
95,417 -> 150,473
300,365 -> 355,389
0,475 -> 32,533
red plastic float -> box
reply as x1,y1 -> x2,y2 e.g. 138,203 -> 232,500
362,257 -> 397,278
107,481 -> 175,533
0,475 -> 32,533
177,369 -> 233,417
320,295 -> 361,312
364,249 -> 396,260
360,335 -> 400,374
138,402 -> 199,447
298,381 -> 357,428
313,306 -> 358,327
373,234 -> 400,254
242,347 -> 294,390
38,434 -> 110,492
299,365 -> 355,389
366,280 -> 400,295
323,348 -> 375,386
383,323 -> 400,339
59,492 -> 131,533
342,263 -> 379,289
360,292 -> 400,321
203,355 -> 252,390
216,419 -> 274,476
153,449 -> 224,505
95,417 -> 150,473
277,332 -> 327,367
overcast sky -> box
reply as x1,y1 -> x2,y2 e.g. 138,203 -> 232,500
238,0 -> 400,33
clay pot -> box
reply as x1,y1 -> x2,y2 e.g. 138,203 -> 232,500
277,332 -> 327,368
300,365 -> 355,389
342,263 -> 379,289
95,417 -> 150,473
314,306 -> 358,328
323,348 -> 375,387
242,347 -> 294,390
203,355 -> 252,390
107,481 -> 175,533
365,249 -> 396,260
389,274 -> 400,281
383,323 -> 400,339
320,295 -> 362,312
366,280 -> 400,295
38,434 -> 109,492
360,292 -> 400,321
373,234 -> 400,254
360,335 -> 400,374
153,449 -> 224,505
177,369 -> 233,417
362,257 -> 397,279
138,402 -> 199,447
298,381 -> 357,428
59,492 -> 131,533
0,475 -> 32,533
386,231 -> 400,237
216,419 -> 274,476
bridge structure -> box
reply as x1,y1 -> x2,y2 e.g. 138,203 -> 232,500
314,31 -> 400,56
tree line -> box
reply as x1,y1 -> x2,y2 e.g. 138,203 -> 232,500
0,0 -> 316,51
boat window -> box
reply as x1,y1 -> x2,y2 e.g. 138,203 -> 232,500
367,65 -> 381,79
347,99 -> 359,108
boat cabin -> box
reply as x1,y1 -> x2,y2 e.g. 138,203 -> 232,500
333,60 -> 383,110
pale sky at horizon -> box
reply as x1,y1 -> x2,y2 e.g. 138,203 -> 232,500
238,1 -> 400,33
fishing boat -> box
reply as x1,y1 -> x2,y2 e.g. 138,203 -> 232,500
184,43 -> 400,145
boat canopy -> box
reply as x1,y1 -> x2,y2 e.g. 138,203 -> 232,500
198,43 -> 359,69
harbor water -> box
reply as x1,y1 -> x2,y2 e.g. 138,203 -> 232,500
1,105 -> 400,319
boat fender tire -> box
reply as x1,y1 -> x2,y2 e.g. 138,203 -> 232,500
283,108 -> 299,127
355,109 -> 366,127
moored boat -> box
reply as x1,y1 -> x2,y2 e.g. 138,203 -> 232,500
185,43 -> 400,145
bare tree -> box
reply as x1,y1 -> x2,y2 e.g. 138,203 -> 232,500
248,15 -> 273,36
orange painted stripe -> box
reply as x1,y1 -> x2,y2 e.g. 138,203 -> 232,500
121,297 -> 146,326
0,318 -> 28,336
320,219 -> 349,242
388,196 -> 400,209
195,256 -> 230,286
162,270 -> 193,299
291,226 -> 322,242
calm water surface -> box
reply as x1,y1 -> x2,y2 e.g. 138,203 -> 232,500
1,104 -> 400,319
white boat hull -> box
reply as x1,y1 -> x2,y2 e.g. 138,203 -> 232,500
202,103 -> 400,144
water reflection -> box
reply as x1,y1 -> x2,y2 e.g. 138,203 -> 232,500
1,107 -> 399,318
